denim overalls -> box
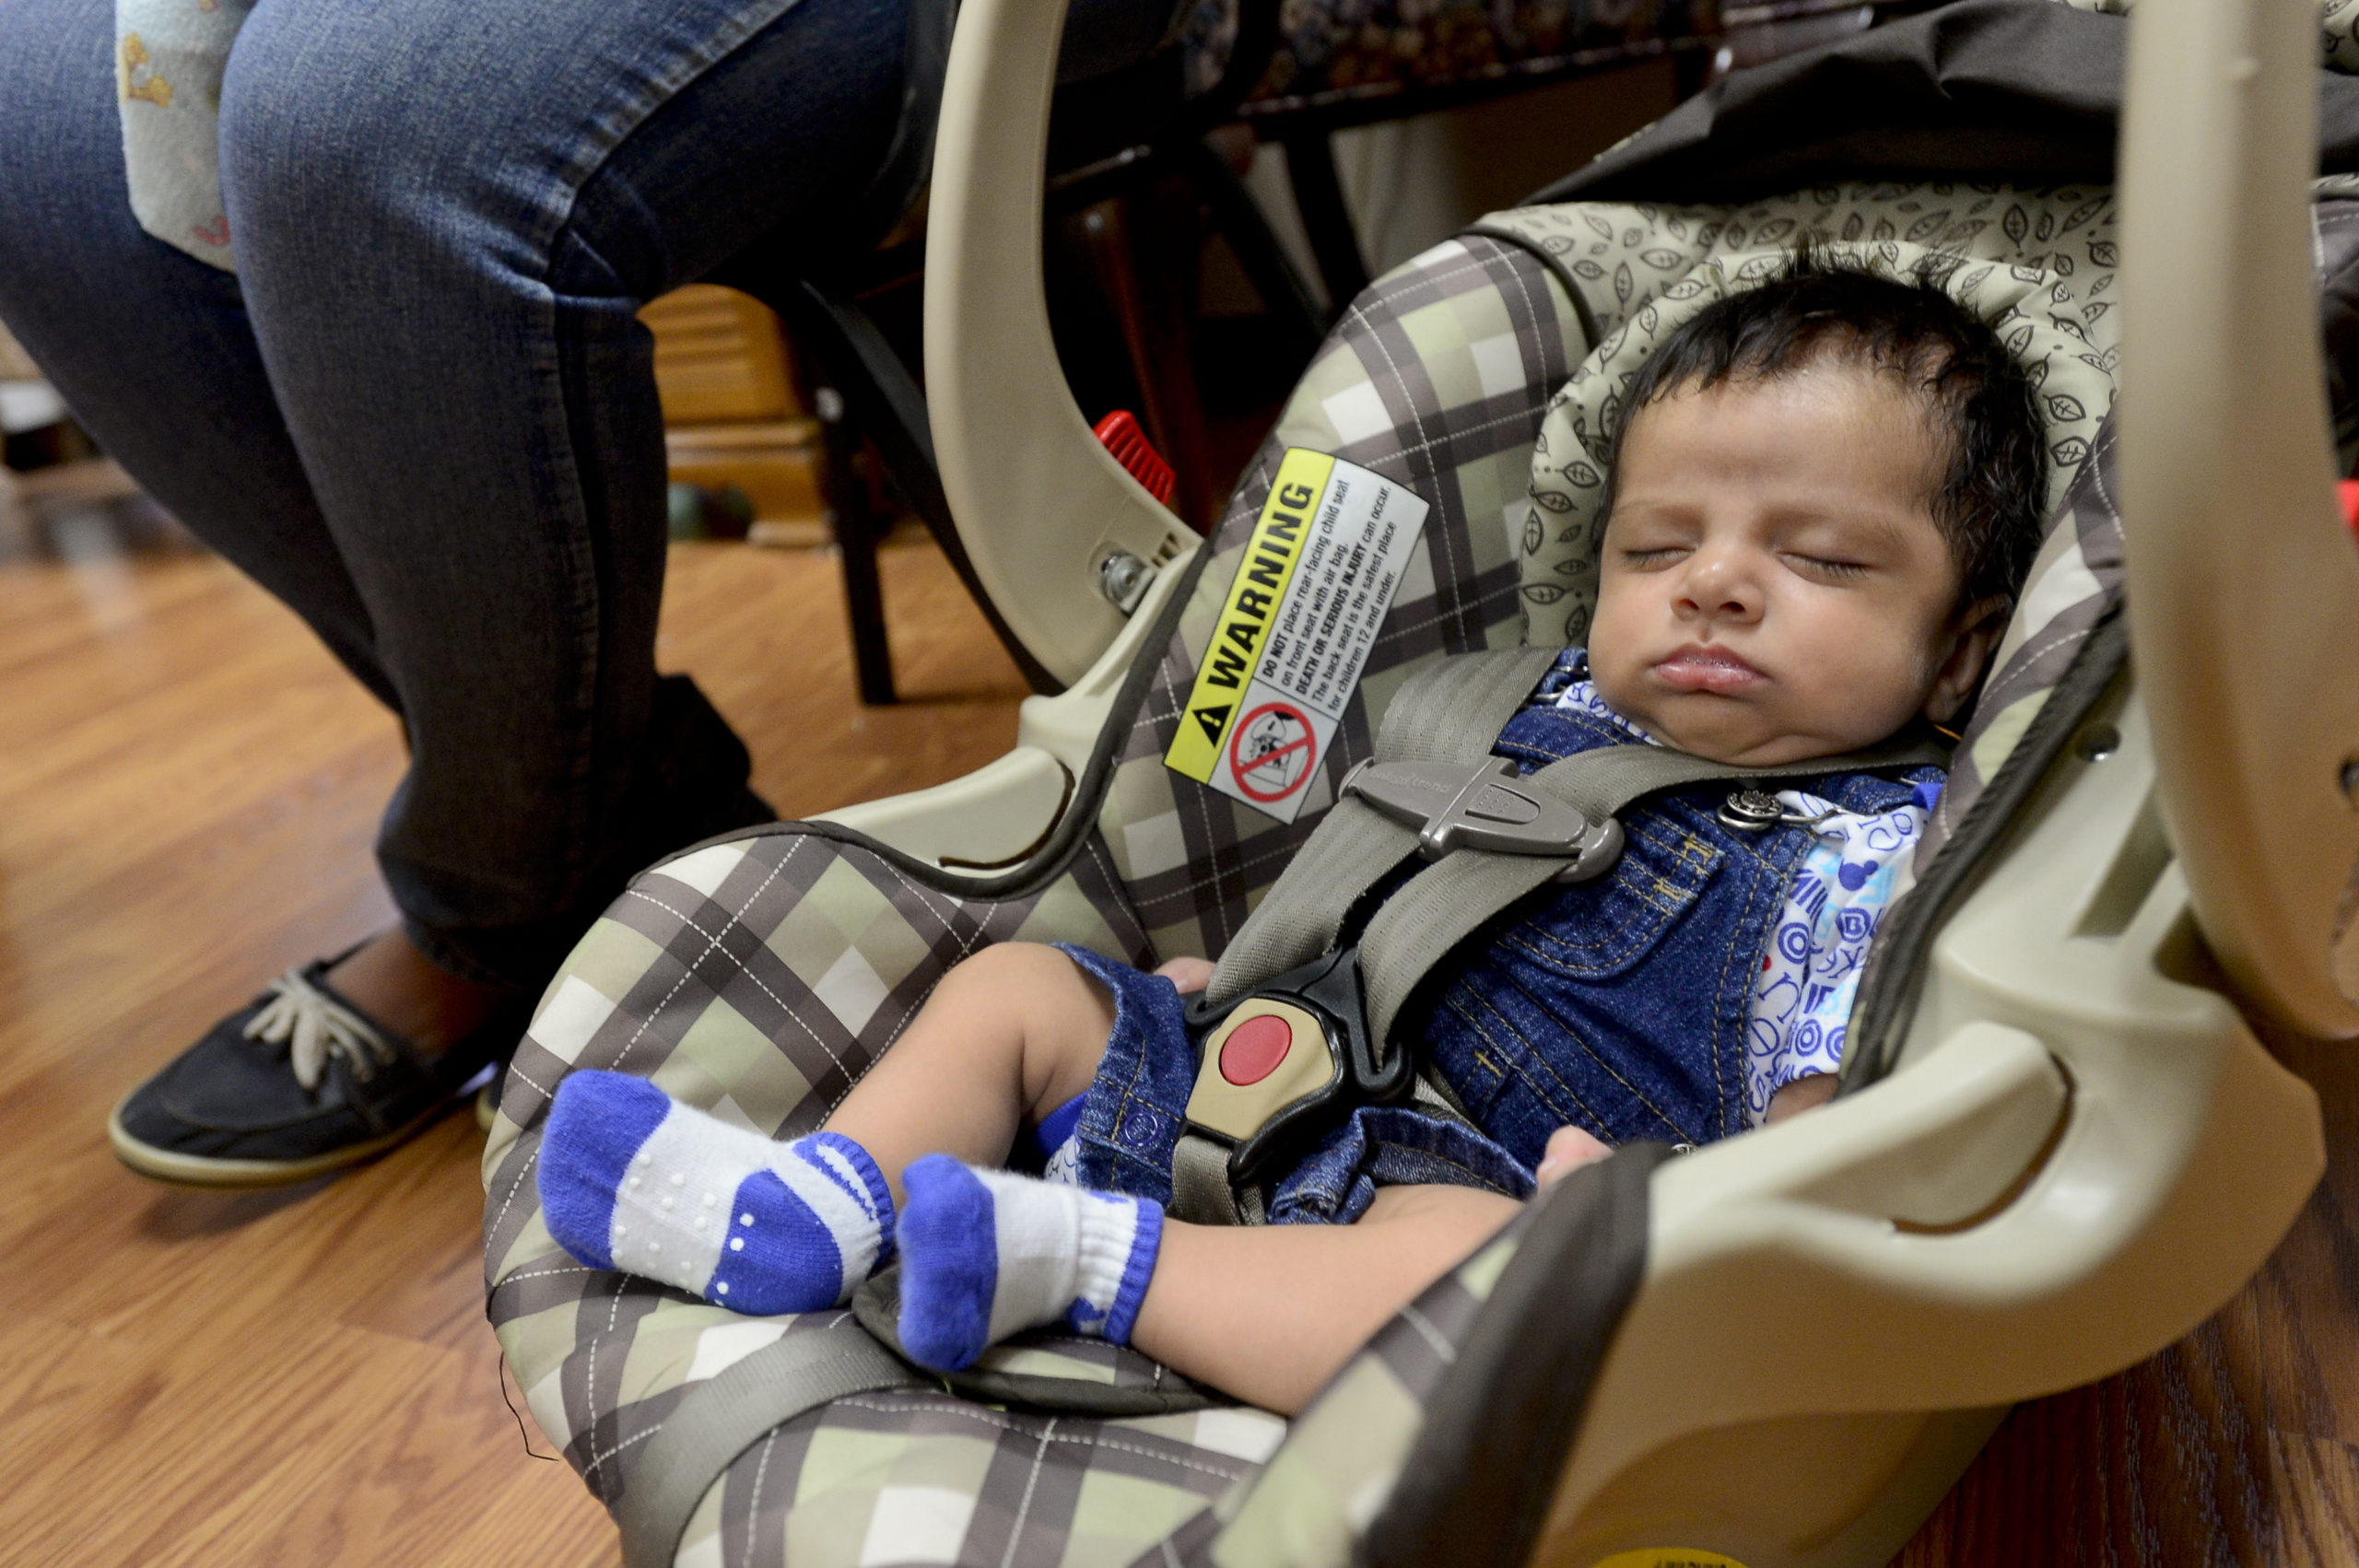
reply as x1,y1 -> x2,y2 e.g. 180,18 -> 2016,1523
1065,698 -> 1936,1225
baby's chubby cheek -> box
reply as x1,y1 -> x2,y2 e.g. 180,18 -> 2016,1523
1579,596 -> 1655,718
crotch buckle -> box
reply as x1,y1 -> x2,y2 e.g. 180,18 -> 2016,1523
1340,757 -> 1624,883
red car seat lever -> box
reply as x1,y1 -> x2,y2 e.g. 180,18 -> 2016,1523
1094,411 -> 1176,508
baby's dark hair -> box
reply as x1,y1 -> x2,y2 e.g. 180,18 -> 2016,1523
1608,251 -> 2048,612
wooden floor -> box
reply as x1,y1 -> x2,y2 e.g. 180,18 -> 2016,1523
0,469 -> 1024,1567
5,465 -> 2359,1565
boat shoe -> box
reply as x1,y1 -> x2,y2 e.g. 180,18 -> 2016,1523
108,959 -> 531,1188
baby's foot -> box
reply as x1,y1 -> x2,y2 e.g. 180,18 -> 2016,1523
538,1071 -> 893,1314
895,1156 -> 1162,1370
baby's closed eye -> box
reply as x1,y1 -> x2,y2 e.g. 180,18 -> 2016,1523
1780,552 -> 1872,581
1620,544 -> 1687,568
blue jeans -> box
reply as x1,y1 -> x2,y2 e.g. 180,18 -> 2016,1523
1058,945 -> 1538,1226
0,0 -> 1169,989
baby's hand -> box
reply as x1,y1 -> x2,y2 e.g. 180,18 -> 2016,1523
1765,1072 -> 1837,1122
1535,1124 -> 1611,1188
1153,956 -> 1215,995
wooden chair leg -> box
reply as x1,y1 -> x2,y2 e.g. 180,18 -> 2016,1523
1182,138 -> 1330,349
1672,41 -> 1718,99
814,385 -> 898,706
766,276 -> 1064,695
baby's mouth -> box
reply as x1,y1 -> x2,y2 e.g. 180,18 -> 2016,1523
1651,645 -> 1765,694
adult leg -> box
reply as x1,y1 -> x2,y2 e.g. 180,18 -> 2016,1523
217,0 -> 913,992
0,0 -> 858,1011
8,0 -> 921,1183
0,0 -> 389,702
0,0 -> 492,1056
0,0 -> 896,1010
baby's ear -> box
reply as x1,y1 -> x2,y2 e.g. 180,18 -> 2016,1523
1921,594 -> 2012,727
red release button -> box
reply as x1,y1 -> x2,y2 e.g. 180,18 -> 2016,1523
1219,1013 -> 1294,1086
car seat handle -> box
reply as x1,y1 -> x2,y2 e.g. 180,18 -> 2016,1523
2118,0 -> 2359,1036
924,0 -> 1202,685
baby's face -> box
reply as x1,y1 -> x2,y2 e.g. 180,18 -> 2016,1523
1587,368 -> 2000,766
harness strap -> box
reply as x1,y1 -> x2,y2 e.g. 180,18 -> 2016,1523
1203,648 -> 1559,1012
1356,728 -> 1952,1046
616,1318 -> 921,1568
1171,1133 -> 1263,1227
1171,647 -> 1949,1228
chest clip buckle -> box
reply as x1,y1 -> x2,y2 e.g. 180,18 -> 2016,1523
1341,756 -> 1623,883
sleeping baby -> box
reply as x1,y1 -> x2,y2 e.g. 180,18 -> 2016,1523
534,254 -> 2047,1415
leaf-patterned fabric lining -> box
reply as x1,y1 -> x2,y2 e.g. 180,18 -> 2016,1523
2056,0 -> 2359,72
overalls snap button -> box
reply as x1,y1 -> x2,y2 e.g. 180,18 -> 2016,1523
1718,789 -> 1783,832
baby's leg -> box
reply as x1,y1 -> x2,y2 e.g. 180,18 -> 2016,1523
827,942 -> 1168,1198
536,942 -> 1162,1311
898,1124 -> 1615,1409
1137,1185 -> 1523,1414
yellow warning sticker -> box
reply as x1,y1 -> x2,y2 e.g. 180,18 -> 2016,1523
1590,1551 -> 1753,1568
1163,448 -> 1428,823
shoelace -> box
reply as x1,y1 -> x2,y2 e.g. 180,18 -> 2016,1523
242,967 -> 396,1091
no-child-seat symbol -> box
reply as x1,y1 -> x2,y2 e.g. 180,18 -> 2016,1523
1227,701 -> 1317,802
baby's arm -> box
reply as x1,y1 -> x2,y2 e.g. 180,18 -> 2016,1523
1765,1073 -> 1837,1121
1136,1185 -> 1519,1412
1132,1125 -> 1608,1413
1135,1079 -> 1850,1410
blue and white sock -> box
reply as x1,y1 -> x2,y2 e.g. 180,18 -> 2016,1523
538,1071 -> 894,1316
895,1155 -> 1162,1370
1032,1093 -> 1087,1186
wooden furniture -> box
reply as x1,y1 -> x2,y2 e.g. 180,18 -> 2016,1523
642,284 -> 905,704
641,285 -> 831,548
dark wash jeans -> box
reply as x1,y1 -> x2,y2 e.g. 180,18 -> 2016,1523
1062,708 -> 1931,1223
0,0 -> 1172,989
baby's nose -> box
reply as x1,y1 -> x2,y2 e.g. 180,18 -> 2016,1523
1676,550 -> 1763,616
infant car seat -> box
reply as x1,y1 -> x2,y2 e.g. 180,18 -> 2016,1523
482,0 -> 2359,1562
